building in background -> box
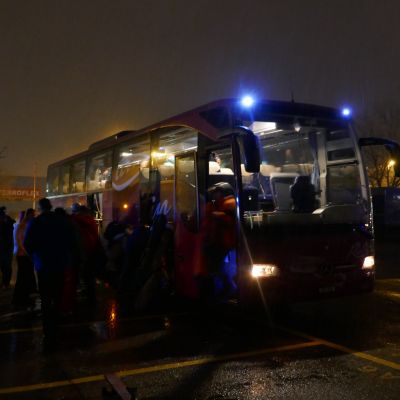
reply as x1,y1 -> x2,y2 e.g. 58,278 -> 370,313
0,175 -> 45,219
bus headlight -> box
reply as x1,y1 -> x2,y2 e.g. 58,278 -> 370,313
251,264 -> 278,278
362,256 -> 375,269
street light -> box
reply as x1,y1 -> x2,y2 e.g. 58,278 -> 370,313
387,159 -> 396,187
33,162 -> 37,209
388,159 -> 396,169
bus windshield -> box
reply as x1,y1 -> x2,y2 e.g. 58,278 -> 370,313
239,119 -> 367,225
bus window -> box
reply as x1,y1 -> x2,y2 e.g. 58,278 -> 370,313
325,128 -> 361,204
113,138 -> 150,223
327,148 -> 356,161
239,118 -> 365,222
175,154 -> 198,232
87,150 -> 113,191
151,127 -> 198,221
207,148 -> 235,189
326,130 -> 350,141
241,127 -> 316,214
327,164 -> 362,205
47,166 -> 59,195
115,139 -> 150,189
61,164 -> 70,194
71,160 -> 85,193
326,130 -> 357,162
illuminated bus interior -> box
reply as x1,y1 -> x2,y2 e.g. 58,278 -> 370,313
234,119 -> 367,227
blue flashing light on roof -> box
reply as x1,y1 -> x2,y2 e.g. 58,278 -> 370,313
341,107 -> 352,118
241,96 -> 255,108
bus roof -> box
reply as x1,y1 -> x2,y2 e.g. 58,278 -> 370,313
48,98 -> 343,168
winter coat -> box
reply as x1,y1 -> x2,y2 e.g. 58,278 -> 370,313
24,211 -> 79,272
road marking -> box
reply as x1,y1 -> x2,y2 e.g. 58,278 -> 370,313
0,312 -> 190,336
0,340 -> 321,394
0,311 -> 30,320
0,326 -> 42,335
104,373 -> 132,400
380,372 -> 400,380
376,278 -> 400,284
358,365 -> 378,373
279,326 -> 400,371
376,290 -> 400,301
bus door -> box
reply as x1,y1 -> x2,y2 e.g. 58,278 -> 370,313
87,192 -> 102,221
203,145 -> 238,298
174,152 -> 200,298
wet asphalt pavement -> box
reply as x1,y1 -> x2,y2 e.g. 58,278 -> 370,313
0,236 -> 399,400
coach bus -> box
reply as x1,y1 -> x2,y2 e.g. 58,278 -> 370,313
46,98 -> 400,305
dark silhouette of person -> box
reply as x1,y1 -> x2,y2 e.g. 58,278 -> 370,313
290,175 -> 316,213
0,206 -> 15,289
53,206 -> 79,314
118,223 -> 150,297
24,198 -> 80,348
12,208 -> 37,307
118,204 -> 149,295
54,207 -> 67,217
130,213 -> 170,310
103,219 -> 128,285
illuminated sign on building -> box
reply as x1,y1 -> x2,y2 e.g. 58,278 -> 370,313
0,188 -> 42,201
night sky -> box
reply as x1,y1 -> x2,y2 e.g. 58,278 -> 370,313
1,0 -> 400,176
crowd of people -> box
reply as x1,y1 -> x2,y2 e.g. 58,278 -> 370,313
0,200 -> 104,347
0,198 -> 174,350
0,185 -> 237,350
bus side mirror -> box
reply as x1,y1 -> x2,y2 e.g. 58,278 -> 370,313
359,137 -> 400,177
237,128 -> 260,173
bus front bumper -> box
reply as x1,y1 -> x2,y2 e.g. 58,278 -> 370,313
248,267 -> 375,303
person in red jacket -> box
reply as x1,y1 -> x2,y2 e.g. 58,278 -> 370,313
71,204 -> 101,305
201,182 -> 237,301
